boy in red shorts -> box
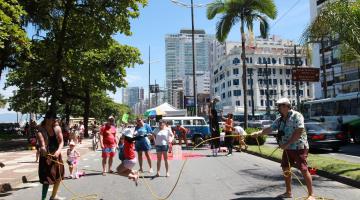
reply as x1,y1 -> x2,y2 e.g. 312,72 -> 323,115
100,116 -> 117,175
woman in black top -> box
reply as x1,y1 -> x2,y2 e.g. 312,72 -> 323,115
209,97 -> 220,156
36,111 -> 64,200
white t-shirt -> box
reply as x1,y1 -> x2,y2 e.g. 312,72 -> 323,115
233,126 -> 245,136
154,129 -> 173,146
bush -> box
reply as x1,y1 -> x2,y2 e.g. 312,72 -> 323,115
245,128 -> 267,145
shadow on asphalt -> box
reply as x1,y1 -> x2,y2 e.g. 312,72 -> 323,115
230,198 -> 281,200
0,192 -> 12,197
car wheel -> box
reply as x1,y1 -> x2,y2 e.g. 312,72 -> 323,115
332,147 -> 340,152
353,134 -> 360,144
193,136 -> 204,147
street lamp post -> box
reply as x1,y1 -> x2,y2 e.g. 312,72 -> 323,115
190,0 -> 197,116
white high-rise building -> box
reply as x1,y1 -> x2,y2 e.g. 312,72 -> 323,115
165,29 -> 214,108
211,35 -> 315,113
121,87 -> 142,108
310,0 -> 360,98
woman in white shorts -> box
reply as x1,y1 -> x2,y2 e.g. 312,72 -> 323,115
153,120 -> 173,177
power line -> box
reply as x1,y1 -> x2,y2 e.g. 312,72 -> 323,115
169,0 -> 210,8
270,0 -> 302,30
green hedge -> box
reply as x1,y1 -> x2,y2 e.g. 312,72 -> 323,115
245,128 -> 267,145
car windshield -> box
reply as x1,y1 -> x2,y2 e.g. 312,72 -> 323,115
305,123 -> 327,132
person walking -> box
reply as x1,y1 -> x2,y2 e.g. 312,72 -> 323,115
153,120 -> 173,177
173,123 -> 188,147
208,96 -> 221,156
99,116 -> 118,175
78,121 -> 84,144
36,111 -> 65,200
221,113 -> 234,156
252,98 -> 315,200
134,117 -> 153,173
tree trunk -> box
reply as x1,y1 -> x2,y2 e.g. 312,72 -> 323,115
321,38 -> 328,98
240,16 -> 248,129
65,102 -> 71,125
83,88 -> 90,138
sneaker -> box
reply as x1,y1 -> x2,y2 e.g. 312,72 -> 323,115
226,153 -> 232,157
149,168 -> 154,173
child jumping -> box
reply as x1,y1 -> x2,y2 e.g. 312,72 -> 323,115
116,128 -> 141,186
67,141 -> 80,179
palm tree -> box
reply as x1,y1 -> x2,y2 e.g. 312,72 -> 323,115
207,0 -> 277,129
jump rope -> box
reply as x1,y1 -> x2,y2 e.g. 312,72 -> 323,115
45,134 -> 332,200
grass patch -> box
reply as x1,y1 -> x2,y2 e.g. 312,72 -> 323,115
247,145 -> 360,182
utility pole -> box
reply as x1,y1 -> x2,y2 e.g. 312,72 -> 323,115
294,45 -> 300,111
265,61 -> 270,117
155,80 -> 158,107
250,69 -> 255,120
321,38 -> 328,98
148,46 -> 151,109
191,0 -> 197,116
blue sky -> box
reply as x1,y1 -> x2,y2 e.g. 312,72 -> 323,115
109,0 -> 310,102
0,0 -> 310,122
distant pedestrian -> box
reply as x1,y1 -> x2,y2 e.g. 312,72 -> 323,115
116,128 -> 140,186
100,116 -> 118,175
208,96 -> 220,156
134,117 -> 153,173
67,141 -> 80,179
36,111 -> 64,200
233,125 -> 248,152
78,121 -> 84,144
173,123 -> 189,147
252,98 -> 315,200
221,113 -> 234,156
153,120 -> 173,177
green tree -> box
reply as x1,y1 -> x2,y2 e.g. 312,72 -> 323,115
0,0 -> 29,76
18,0 -> 147,113
207,0 -> 277,128
0,94 -> 6,108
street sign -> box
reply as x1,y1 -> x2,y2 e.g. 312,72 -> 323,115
292,67 -> 320,82
149,84 -> 160,93
184,96 -> 195,107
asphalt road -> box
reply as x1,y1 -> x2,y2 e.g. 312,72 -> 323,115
265,137 -> 360,163
2,146 -> 360,200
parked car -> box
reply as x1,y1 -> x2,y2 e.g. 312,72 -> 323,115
342,118 -> 360,144
305,122 -> 348,152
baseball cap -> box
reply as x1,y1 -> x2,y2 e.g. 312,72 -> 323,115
276,98 -> 291,105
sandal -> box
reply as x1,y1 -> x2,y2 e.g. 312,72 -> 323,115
102,172 -> 106,176
277,193 -> 292,198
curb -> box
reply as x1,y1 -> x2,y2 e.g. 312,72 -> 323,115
244,149 -> 360,189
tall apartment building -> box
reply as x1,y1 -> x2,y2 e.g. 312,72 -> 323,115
310,0 -> 360,98
211,35 -> 315,113
121,87 -> 143,108
165,29 -> 214,108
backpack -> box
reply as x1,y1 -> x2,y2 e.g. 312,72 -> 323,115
118,143 -> 125,161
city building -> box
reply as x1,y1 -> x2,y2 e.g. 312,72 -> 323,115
165,29 -> 214,109
121,87 -> 143,108
310,0 -> 360,98
211,35 -> 315,113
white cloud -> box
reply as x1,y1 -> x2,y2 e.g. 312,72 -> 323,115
125,74 -> 142,84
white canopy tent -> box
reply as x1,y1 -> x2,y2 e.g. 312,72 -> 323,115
146,103 -> 187,117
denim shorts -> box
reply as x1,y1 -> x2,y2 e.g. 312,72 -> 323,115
155,145 -> 169,153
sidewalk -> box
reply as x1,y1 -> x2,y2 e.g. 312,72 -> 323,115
0,139 -> 94,192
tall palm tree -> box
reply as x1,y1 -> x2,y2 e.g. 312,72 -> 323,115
207,0 -> 277,129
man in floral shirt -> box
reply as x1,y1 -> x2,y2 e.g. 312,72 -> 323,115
253,98 -> 314,200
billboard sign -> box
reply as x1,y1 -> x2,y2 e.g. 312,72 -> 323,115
292,67 -> 320,82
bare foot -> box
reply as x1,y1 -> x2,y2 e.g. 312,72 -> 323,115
277,192 -> 292,198
166,172 -> 170,177
155,173 -> 160,177
306,195 -> 316,200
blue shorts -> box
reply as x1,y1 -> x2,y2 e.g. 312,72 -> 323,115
155,145 -> 169,153
135,138 -> 152,152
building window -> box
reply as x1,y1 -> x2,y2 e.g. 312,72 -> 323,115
299,90 -> 304,96
279,58 -> 282,64
220,73 -> 224,80
247,79 -> 253,85
233,79 -> 240,85
214,87 -> 218,92
307,89 -> 310,96
222,93 -> 225,99
272,68 -> 276,74
259,79 -> 263,85
220,66 -> 223,71
227,71 -> 230,77
263,57 -> 267,64
279,69 -> 283,74
280,79 -> 283,85
233,58 -> 240,65
267,58 -> 271,64
258,68 -> 263,76
273,79 -> 278,85
250,57 -> 253,63
287,90 -> 290,96
260,90 -> 264,95
249,100 -> 252,106
236,101 -> 241,106
222,82 -> 225,89
286,69 -> 291,75
286,79 -> 290,85
227,81 -> 231,87
292,90 -> 295,95
233,68 -> 239,75
258,57 -> 262,64
261,100 -> 264,106
269,100 -> 273,106
281,90 -> 284,95
234,90 -> 241,96
228,91 -> 232,97
269,79 -> 272,85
